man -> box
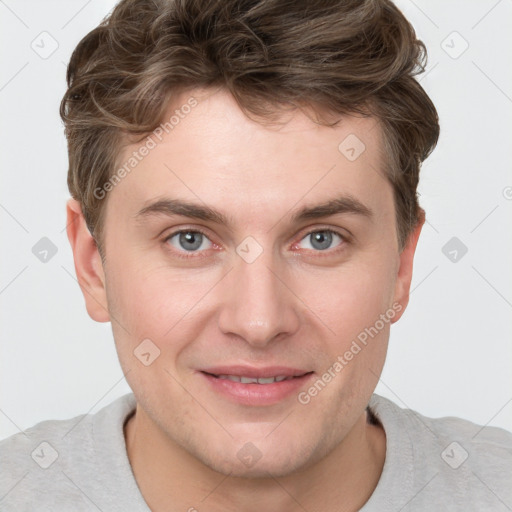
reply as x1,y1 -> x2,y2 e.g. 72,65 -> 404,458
1,0 -> 511,510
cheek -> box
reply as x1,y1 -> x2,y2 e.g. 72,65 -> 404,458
309,259 -> 397,336
105,267 -> 194,395
105,258 -> 219,352
300,264 -> 394,407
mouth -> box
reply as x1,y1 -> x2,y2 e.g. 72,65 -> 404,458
198,366 -> 315,406
202,372 -> 312,384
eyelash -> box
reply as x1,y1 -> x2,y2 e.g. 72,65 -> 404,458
162,227 -> 349,260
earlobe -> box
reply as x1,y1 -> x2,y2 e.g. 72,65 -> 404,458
65,198 -> 110,323
390,209 -> 425,324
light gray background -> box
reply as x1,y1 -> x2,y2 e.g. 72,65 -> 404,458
1,0 -> 511,439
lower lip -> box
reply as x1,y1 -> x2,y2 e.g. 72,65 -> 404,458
199,371 -> 315,406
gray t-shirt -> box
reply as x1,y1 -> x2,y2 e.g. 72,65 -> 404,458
1,392 -> 511,511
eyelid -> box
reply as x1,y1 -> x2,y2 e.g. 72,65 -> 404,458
162,226 -> 216,247
297,224 -> 351,242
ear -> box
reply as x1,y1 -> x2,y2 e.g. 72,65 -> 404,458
390,209 -> 425,323
66,198 -> 110,322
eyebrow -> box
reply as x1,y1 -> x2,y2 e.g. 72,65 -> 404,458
134,195 -> 373,227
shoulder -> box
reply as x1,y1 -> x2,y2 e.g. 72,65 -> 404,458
370,393 -> 512,458
0,393 -> 137,511
396,398 -> 512,467
0,411 -> 94,510
368,394 -> 512,511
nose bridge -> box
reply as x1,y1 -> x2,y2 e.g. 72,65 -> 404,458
217,241 -> 300,346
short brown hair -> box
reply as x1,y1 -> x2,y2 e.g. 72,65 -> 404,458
60,0 -> 439,258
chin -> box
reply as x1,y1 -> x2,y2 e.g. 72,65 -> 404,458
207,455 -> 304,479
193,437 -> 321,479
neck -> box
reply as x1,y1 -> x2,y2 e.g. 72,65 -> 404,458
124,405 -> 386,512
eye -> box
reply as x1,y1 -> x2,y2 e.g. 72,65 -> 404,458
162,227 -> 347,260
164,229 -> 213,256
295,229 -> 345,252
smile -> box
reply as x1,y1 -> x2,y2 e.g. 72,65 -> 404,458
199,369 -> 315,406
205,373 -> 307,384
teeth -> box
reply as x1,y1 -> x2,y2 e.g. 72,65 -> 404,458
241,376 -> 258,384
257,377 -> 276,384
215,374 -> 295,384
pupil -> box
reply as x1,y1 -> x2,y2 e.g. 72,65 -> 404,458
180,231 -> 202,251
312,231 -> 332,250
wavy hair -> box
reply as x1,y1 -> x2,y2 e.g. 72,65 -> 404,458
60,0 -> 440,257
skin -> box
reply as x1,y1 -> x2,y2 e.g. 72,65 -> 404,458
66,87 -> 423,512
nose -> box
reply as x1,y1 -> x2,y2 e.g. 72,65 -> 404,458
217,246 -> 301,348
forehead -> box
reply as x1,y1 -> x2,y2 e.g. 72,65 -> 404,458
107,87 -> 391,230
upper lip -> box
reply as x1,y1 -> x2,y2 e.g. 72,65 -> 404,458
200,365 -> 312,378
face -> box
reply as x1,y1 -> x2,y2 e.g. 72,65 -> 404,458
68,87 -> 421,478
